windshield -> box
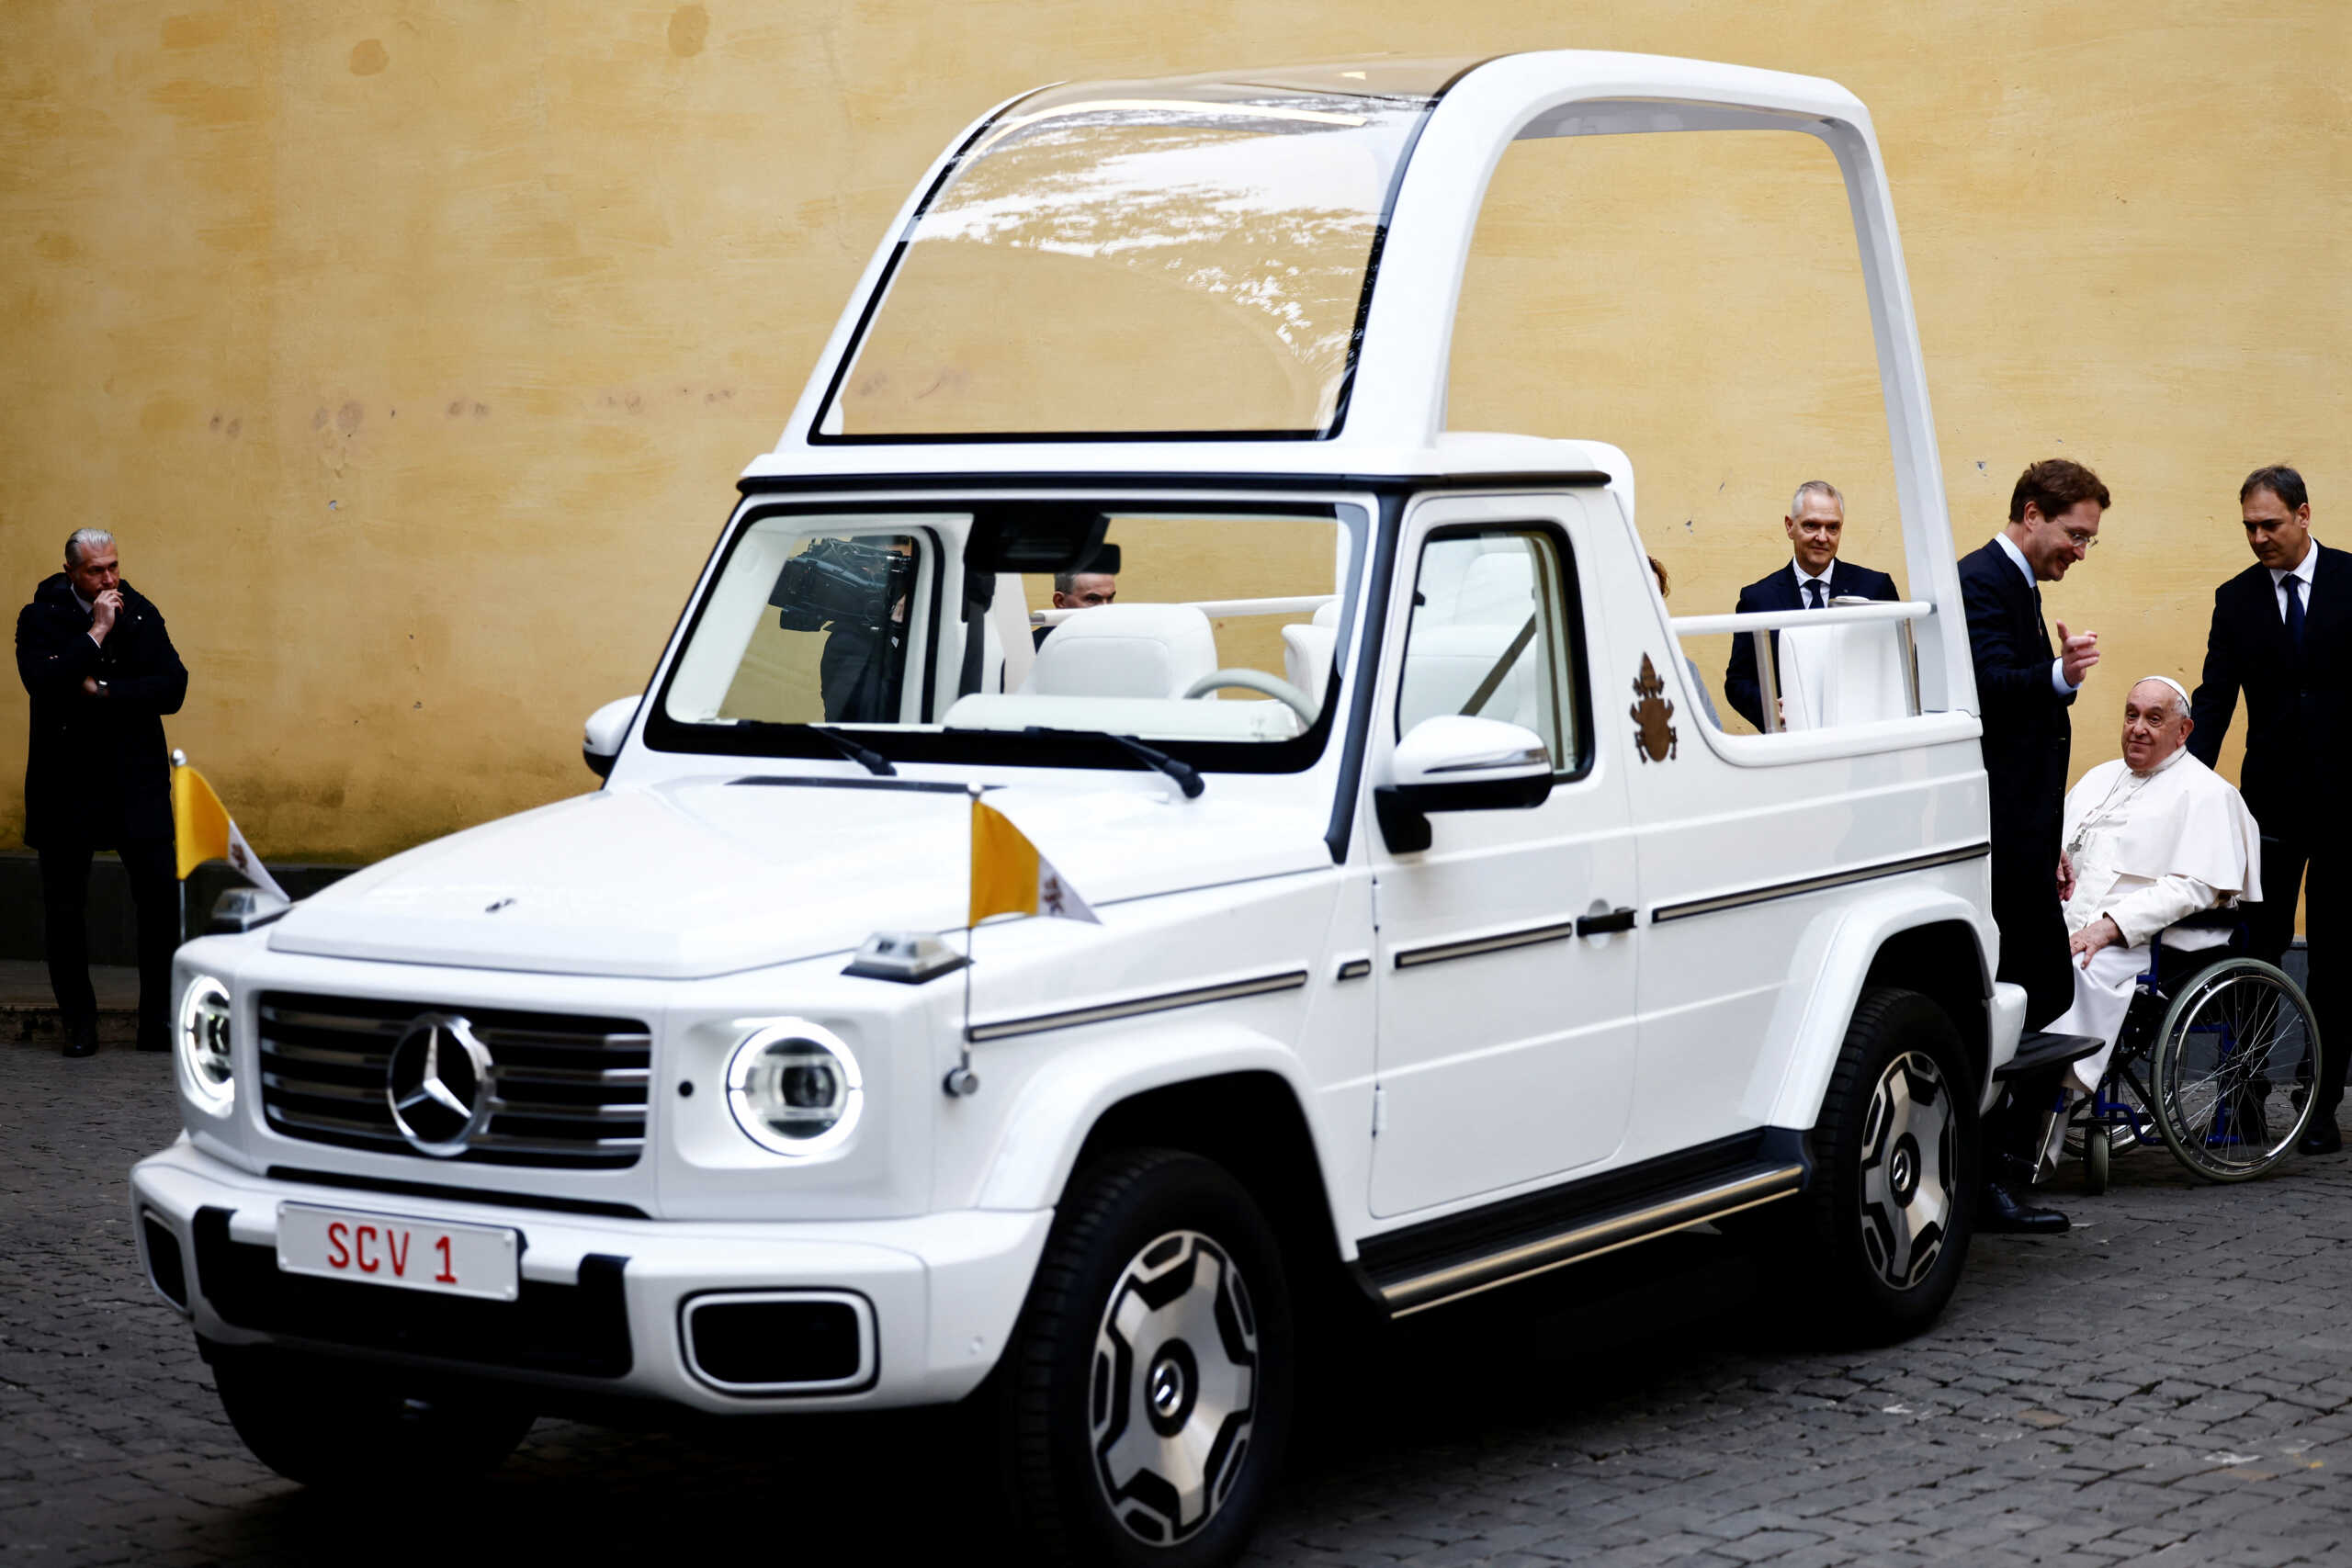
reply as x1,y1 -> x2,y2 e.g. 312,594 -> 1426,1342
813,61 -> 1476,442
648,500 -> 1366,773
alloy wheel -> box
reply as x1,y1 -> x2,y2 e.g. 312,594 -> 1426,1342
1089,1229 -> 1259,1545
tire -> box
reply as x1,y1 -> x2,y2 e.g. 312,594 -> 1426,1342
206,1340 -> 537,1488
2149,956 -> 2320,1182
1788,986 -> 1977,1341
993,1149 -> 1294,1568
2083,1123 -> 2110,1194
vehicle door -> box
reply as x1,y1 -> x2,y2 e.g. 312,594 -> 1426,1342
1367,491 -> 1641,1218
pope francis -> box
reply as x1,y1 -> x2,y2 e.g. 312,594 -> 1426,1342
2047,675 -> 2265,1098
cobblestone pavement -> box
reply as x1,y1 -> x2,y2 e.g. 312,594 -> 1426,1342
6,1042 -> 2351,1565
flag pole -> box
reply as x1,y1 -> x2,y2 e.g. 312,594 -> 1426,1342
944,783 -> 982,1099
171,750 -> 189,943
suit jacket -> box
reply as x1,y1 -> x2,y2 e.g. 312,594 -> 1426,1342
2188,544 -> 2352,835
1960,538 -> 2077,1024
15,574 -> 187,847
1959,539 -> 2075,850
1722,558 -> 1900,728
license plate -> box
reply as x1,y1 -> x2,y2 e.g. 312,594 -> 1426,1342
276,1203 -> 520,1303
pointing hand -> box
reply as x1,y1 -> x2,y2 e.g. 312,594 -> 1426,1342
2055,619 -> 2099,687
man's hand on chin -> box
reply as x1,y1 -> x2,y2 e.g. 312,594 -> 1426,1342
2069,915 -> 2122,966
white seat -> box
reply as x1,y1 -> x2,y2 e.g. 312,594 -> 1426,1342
1022,604 -> 1221,700
1282,625 -> 1337,709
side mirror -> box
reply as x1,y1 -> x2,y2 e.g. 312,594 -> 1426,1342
583,696 -> 639,779
1374,715 -> 1553,853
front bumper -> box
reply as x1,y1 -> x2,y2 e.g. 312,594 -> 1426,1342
131,1139 -> 1052,1413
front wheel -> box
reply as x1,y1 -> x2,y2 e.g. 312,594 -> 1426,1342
1785,987 -> 1977,1341
206,1341 -> 537,1489
994,1149 -> 1294,1568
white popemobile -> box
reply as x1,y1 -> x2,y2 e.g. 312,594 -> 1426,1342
132,51 -> 2080,1565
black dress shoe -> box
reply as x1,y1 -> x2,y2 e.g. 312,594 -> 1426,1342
2297,1122 -> 2344,1156
61,1019 -> 98,1058
1980,1181 -> 2069,1234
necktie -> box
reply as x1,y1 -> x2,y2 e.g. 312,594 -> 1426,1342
2285,574 -> 2306,654
1805,580 -> 1825,610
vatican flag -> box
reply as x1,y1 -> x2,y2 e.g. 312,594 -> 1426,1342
969,795 -> 1097,926
173,756 -> 289,902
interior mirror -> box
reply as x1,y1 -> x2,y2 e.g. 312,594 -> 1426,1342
1375,715 -> 1552,852
961,502 -> 1110,573
582,696 -> 639,779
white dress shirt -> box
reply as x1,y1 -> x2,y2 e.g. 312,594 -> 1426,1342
1791,560 -> 1835,608
1993,532 -> 2075,694
2271,539 -> 2319,622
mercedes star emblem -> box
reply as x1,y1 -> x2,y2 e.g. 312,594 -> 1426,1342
385,1012 -> 494,1156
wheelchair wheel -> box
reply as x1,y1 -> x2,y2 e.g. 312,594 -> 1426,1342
2083,1124 -> 2109,1194
2149,957 -> 2321,1182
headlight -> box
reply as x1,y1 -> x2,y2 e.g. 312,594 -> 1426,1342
177,976 -> 234,1111
725,1021 -> 862,1157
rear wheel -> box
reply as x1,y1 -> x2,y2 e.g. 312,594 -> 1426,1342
206,1341 -> 536,1488
1787,987 -> 1977,1340
994,1149 -> 1293,1568
2150,957 -> 2320,1181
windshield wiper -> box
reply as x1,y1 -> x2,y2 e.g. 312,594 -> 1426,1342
1021,727 -> 1204,799
804,726 -> 896,776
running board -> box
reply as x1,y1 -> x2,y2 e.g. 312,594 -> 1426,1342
1357,1141 -> 1806,1318
1995,1031 -> 2106,1081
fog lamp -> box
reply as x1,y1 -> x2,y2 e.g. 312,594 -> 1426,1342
726,1021 -> 863,1156
177,976 -> 235,1111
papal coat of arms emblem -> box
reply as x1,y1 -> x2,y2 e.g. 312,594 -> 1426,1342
1630,654 -> 1678,762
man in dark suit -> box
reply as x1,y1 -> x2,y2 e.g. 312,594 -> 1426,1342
1960,458 -> 2110,1231
2188,465 -> 2346,1154
1723,480 -> 1901,729
15,529 -> 188,1057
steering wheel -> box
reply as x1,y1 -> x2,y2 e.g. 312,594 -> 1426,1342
1181,668 -> 1319,726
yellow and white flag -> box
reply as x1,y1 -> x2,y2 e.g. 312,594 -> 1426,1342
173,759 -> 289,902
969,797 -> 1097,926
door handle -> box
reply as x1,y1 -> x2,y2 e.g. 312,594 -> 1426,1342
1577,907 -> 1638,937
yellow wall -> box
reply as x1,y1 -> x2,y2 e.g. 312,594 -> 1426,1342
3,2 -> 2345,859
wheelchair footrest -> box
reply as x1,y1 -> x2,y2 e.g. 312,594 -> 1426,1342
1995,1031 -> 2108,1081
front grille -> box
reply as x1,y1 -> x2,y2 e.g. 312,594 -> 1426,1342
256,991 -> 651,1169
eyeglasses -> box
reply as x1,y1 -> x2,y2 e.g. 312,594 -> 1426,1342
2061,530 -> 2099,551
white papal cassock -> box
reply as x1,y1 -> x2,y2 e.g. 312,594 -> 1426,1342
2046,746 -> 2263,1094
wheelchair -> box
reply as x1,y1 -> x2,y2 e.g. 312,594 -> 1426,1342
2064,897 -> 2324,1191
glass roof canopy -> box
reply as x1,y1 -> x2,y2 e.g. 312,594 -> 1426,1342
813,60 -> 1482,444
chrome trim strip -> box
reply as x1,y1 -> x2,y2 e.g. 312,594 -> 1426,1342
481,1096 -> 645,1124
1393,918 -> 1580,970
1336,957 -> 1372,982
967,969 -> 1309,1043
1423,748 -> 1548,774
1383,1164 -> 1804,1316
257,1072 -> 379,1105
1648,842 -> 1991,926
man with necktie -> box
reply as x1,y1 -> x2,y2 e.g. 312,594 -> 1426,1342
2188,465 -> 2346,1154
1723,480 -> 1901,730
1958,457 -> 2109,1231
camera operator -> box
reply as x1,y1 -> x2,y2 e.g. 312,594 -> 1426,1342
772,536 -> 914,723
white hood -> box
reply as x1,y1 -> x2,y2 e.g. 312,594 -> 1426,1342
267,775 -> 1331,978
